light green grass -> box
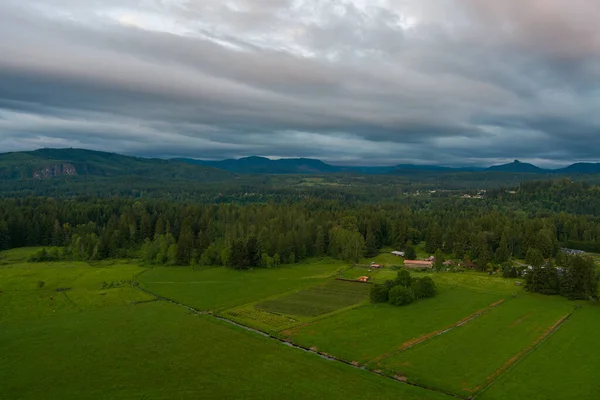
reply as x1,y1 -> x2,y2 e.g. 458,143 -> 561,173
480,305 -> 600,400
379,294 -> 576,396
256,280 -> 370,317
0,260 -> 152,323
139,258 -> 344,311
0,301 -> 450,400
282,285 -> 503,364
427,271 -> 524,295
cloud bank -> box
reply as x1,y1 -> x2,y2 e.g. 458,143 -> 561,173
1,0 -> 599,166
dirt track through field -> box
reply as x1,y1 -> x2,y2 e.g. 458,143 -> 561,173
471,306 -> 580,399
366,299 -> 506,368
134,280 -> 467,400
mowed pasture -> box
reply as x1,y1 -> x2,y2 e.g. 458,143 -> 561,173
139,259 -> 344,311
281,285 -> 503,364
378,294 -> 576,397
0,301 -> 450,400
480,305 -> 600,400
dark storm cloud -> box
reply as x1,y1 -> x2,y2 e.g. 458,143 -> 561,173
0,0 -> 599,166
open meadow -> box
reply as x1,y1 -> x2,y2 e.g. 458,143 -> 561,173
280,285 -> 503,364
0,249 -> 449,400
2,247 -> 598,400
480,305 -> 600,400
378,294 -> 577,397
138,258 -> 344,311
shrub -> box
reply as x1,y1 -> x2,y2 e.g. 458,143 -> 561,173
369,284 -> 389,303
395,269 -> 412,287
388,285 -> 415,306
411,277 -> 437,299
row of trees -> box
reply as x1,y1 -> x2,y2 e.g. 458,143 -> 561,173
525,255 -> 598,300
2,191 -> 600,269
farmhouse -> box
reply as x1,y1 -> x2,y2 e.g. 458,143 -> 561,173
391,251 -> 405,257
357,276 -> 370,282
370,262 -> 382,269
404,260 -> 433,269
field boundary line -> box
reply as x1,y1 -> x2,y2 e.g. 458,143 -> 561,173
133,284 -> 211,315
365,298 -> 507,368
470,305 -> 580,399
212,309 -> 465,400
136,283 -> 463,400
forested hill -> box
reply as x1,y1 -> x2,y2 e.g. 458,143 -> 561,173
0,148 -> 232,181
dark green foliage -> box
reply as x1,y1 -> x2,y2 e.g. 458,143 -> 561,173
433,249 -> 444,272
559,256 -> 598,300
501,263 -> 518,278
396,269 -> 413,287
388,285 -> 415,306
525,248 -> 545,268
414,276 -> 437,299
525,256 -> 598,300
364,230 -> 379,257
404,244 -> 417,260
525,264 -> 560,295
369,284 -> 390,303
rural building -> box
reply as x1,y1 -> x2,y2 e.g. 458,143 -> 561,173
561,248 -> 585,255
404,260 -> 433,268
370,262 -> 382,269
357,276 -> 370,282
391,251 -> 405,257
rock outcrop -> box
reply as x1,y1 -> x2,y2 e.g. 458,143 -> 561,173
33,163 -> 77,179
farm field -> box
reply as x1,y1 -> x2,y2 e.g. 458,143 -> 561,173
480,305 -> 600,400
378,294 -> 577,397
0,301 -> 450,400
281,285 -> 503,364
0,250 -> 153,323
256,279 -> 370,317
139,258 -> 343,311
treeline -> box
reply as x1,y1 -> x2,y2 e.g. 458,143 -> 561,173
525,253 -> 598,300
2,192 -> 600,270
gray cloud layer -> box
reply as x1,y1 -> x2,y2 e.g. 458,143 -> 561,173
1,0 -> 600,166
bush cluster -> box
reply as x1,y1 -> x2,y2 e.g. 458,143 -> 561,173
369,269 -> 437,306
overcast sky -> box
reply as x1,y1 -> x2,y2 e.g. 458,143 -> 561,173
1,0 -> 599,166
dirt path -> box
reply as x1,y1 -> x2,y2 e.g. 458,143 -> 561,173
133,282 -> 465,400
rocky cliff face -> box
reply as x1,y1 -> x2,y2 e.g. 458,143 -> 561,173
33,163 -> 77,179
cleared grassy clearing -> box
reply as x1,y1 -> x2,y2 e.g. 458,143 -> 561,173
0,258 -> 152,323
480,305 -> 600,400
0,301 -> 450,400
256,279 -> 370,317
281,285 -> 503,364
139,258 -> 344,311
379,294 -> 575,397
428,272 -> 523,295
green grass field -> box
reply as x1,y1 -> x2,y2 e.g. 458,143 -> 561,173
2,247 -> 597,400
139,259 -> 344,311
0,251 -> 153,323
0,301 -> 452,400
379,294 -> 576,396
281,285 -> 503,364
256,280 -> 370,317
480,305 -> 600,400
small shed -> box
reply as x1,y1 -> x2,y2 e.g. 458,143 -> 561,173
391,251 -> 405,257
357,276 -> 370,282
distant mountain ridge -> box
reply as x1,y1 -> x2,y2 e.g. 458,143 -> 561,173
1,148 -> 600,178
0,148 -> 232,181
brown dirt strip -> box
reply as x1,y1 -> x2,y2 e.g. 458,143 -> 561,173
137,283 -> 468,400
367,299 -> 506,367
468,309 -> 578,398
